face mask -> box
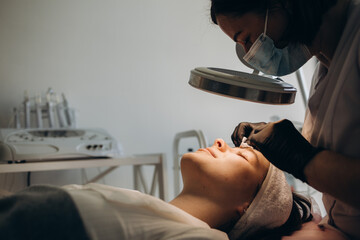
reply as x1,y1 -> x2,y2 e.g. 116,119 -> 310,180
243,10 -> 311,76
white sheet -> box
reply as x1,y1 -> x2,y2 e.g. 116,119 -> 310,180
64,183 -> 228,240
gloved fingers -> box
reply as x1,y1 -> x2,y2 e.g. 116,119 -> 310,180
231,122 -> 267,147
247,123 -> 274,150
231,123 -> 243,147
231,122 -> 253,147
274,119 -> 296,132
248,120 -> 295,149
246,119 -> 318,182
251,122 -> 268,133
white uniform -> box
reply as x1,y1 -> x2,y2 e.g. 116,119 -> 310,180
302,0 -> 360,239
64,183 -> 229,240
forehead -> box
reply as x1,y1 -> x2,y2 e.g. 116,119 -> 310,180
216,13 -> 265,40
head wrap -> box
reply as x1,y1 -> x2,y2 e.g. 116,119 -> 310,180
228,163 -> 293,239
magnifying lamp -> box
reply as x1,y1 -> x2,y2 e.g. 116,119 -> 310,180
188,44 -> 299,105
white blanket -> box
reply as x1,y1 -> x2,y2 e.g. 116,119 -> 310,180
65,183 -> 228,240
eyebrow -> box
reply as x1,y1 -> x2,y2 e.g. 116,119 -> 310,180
233,31 -> 242,42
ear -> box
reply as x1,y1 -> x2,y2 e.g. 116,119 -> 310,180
236,202 -> 250,217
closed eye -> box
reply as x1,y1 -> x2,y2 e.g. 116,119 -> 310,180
233,31 -> 242,42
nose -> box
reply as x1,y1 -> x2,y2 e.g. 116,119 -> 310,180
236,42 -> 251,56
213,138 -> 227,152
237,41 -> 247,52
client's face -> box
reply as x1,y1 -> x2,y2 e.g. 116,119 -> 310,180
180,138 -> 269,208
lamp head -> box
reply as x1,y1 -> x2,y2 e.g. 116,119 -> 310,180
188,44 -> 297,105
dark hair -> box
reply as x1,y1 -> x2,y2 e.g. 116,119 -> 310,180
210,0 -> 337,45
236,192 -> 313,240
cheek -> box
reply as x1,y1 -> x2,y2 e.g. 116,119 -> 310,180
215,168 -> 261,203
211,164 -> 256,189
267,10 -> 289,43
232,169 -> 257,189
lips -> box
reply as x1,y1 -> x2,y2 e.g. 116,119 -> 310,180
198,148 -> 213,156
198,148 -> 209,153
206,148 -> 216,157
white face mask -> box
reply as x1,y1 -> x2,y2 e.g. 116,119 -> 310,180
243,10 -> 311,76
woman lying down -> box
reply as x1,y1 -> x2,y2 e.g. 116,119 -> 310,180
0,139 -> 344,240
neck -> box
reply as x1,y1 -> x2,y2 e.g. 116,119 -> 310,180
169,192 -> 239,229
308,0 -> 351,67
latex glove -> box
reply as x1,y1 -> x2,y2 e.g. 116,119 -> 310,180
231,119 -> 322,182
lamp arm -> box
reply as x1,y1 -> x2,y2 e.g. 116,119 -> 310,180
295,68 -> 309,109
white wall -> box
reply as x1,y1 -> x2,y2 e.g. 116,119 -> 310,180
0,0 -> 315,199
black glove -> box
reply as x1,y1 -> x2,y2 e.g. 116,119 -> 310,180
231,119 -> 322,182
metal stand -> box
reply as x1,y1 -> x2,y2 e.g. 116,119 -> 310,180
295,68 -> 309,108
